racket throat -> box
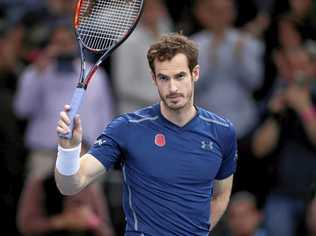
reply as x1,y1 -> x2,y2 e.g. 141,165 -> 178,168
77,65 -> 98,89
77,82 -> 88,90
85,65 -> 99,85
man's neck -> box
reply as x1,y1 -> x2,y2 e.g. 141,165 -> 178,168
212,28 -> 228,40
160,102 -> 197,127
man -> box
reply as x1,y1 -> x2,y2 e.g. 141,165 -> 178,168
17,142 -> 114,236
55,33 -> 237,235
225,191 -> 267,236
252,46 -> 316,236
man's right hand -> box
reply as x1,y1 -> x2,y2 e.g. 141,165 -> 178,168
57,104 -> 82,149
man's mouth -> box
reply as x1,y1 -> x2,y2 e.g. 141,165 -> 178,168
167,94 -> 182,99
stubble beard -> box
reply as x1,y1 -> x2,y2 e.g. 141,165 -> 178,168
160,90 -> 193,112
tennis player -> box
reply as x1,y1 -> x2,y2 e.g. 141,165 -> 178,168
55,33 -> 238,235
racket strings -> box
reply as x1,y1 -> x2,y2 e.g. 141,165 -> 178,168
77,0 -> 142,51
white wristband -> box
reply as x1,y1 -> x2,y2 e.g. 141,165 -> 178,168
56,144 -> 81,176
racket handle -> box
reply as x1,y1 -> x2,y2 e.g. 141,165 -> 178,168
59,87 -> 85,140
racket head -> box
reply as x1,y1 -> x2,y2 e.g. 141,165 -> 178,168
74,0 -> 144,53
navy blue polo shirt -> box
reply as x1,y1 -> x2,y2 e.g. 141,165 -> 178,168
89,103 -> 237,236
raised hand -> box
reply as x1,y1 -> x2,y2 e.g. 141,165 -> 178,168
57,104 -> 82,148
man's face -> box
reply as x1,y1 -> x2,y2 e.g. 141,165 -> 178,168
48,0 -> 76,15
152,53 -> 199,111
278,20 -> 302,50
50,27 -> 77,55
287,49 -> 314,82
196,0 -> 234,31
290,0 -> 311,18
227,201 -> 261,236
142,0 -> 165,28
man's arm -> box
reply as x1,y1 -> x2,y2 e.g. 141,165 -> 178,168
55,153 -> 105,196
252,92 -> 284,158
55,105 -> 106,196
17,178 -> 55,234
252,117 -> 281,157
285,83 -> 316,146
235,34 -> 264,90
210,174 -> 234,231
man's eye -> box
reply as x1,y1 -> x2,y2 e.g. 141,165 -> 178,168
176,74 -> 186,80
158,75 -> 169,81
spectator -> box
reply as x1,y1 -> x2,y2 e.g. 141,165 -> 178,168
273,15 -> 303,78
0,21 -> 25,94
271,10 -> 316,74
252,46 -> 316,236
225,191 -> 267,236
288,0 -> 316,40
20,0 -> 76,64
0,74 -> 24,236
0,22 -> 26,236
267,15 -> 304,98
262,0 -> 316,98
14,24 -> 114,180
112,0 -> 173,114
16,143 -> 114,236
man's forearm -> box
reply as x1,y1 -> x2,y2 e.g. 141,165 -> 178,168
209,176 -> 233,231
55,169 -> 84,196
210,195 -> 230,230
299,105 -> 316,146
55,143 -> 83,195
55,154 -> 106,196
252,118 -> 280,157
18,207 -> 69,235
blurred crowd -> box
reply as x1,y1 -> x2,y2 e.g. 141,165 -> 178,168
1,0 -> 316,235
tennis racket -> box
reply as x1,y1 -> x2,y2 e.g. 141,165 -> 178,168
60,0 -> 144,139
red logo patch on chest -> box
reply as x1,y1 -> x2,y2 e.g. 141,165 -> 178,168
155,133 -> 166,147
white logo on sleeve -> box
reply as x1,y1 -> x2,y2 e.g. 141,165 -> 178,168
95,139 -> 107,146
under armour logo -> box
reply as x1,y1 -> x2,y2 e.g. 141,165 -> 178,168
201,141 -> 213,151
94,139 -> 107,146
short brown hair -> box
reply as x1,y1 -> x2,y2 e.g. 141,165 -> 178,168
147,33 -> 199,74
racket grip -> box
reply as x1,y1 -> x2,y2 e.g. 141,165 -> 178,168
59,87 -> 85,140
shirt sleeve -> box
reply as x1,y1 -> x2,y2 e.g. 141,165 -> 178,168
215,123 -> 238,180
88,115 -> 128,170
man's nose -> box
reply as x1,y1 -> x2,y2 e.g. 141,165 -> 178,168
169,79 -> 178,93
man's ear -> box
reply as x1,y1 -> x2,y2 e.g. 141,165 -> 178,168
192,65 -> 200,82
151,72 -> 157,84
